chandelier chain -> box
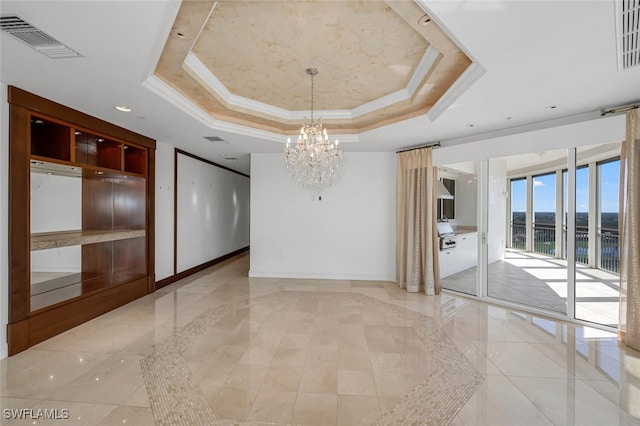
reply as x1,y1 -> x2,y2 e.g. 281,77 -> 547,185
283,68 -> 342,188
310,72 -> 314,122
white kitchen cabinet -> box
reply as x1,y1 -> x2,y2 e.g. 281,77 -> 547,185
439,249 -> 456,278
457,232 -> 478,271
439,232 -> 478,278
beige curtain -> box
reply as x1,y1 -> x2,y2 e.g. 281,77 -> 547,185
619,109 -> 640,349
396,148 -> 440,295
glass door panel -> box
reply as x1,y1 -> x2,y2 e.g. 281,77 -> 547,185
510,178 -> 527,250
573,143 -> 621,327
487,149 -> 567,314
532,172 -> 557,257
576,167 -> 590,265
438,161 -> 478,296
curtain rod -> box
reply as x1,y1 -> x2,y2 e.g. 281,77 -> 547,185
395,142 -> 441,154
601,104 -> 639,116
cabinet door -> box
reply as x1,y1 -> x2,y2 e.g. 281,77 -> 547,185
457,233 -> 477,270
439,249 -> 455,278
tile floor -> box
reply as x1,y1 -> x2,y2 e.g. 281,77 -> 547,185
442,249 -> 620,326
1,252 -> 639,425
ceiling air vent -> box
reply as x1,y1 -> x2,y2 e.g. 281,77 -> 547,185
204,136 -> 228,144
0,15 -> 82,59
617,0 -> 640,70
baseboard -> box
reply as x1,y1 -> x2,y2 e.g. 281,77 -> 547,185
248,270 -> 395,282
156,246 -> 249,289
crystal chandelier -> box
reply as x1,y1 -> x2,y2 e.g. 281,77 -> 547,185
284,68 -> 342,188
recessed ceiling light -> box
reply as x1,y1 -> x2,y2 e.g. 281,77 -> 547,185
505,116 -> 513,120
418,14 -> 432,26
115,105 -> 132,113
97,138 -> 105,142
546,105 -> 558,110
466,123 -> 475,127
174,30 -> 186,39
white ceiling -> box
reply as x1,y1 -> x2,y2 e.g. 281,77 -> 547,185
1,0 -> 639,175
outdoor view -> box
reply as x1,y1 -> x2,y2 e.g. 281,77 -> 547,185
510,159 -> 620,273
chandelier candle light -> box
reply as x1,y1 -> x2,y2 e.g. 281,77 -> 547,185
284,68 -> 342,188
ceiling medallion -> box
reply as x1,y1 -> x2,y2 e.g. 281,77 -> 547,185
283,68 -> 342,188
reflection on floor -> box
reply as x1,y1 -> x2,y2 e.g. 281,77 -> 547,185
1,253 -> 638,425
441,249 -> 620,327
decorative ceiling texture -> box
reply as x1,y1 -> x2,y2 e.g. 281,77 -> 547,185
155,0 -> 473,135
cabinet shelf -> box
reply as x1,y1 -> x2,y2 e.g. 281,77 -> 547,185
30,270 -> 147,312
31,229 -> 146,251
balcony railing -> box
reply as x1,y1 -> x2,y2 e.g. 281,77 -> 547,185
573,226 -> 589,265
511,222 -> 526,250
600,228 -> 619,274
511,223 -> 620,274
533,223 -> 556,256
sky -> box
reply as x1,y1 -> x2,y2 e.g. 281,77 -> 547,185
511,159 -> 620,213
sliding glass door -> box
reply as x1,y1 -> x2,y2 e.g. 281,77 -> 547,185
437,161 -> 479,296
438,139 -> 622,329
572,145 -> 621,327
486,149 -> 568,314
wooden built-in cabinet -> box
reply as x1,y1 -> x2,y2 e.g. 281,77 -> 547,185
7,86 -> 156,355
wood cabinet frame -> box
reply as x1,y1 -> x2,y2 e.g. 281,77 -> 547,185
7,86 -> 156,355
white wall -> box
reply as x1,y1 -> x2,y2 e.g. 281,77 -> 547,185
250,152 -> 396,281
433,114 -> 625,166
1,82 -> 8,359
155,144 -> 251,279
455,173 -> 478,227
154,142 -> 174,281
176,153 -> 250,272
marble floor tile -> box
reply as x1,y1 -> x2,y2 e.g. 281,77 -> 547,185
509,376 -> 639,426
299,368 -> 338,394
292,392 -> 338,425
2,253 -> 639,425
247,389 -> 297,423
262,366 -> 303,392
337,394 -> 381,426
99,406 -> 155,426
337,370 -> 377,396
47,354 -> 144,405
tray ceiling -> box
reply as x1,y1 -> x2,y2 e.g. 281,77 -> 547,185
154,0 -> 474,135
